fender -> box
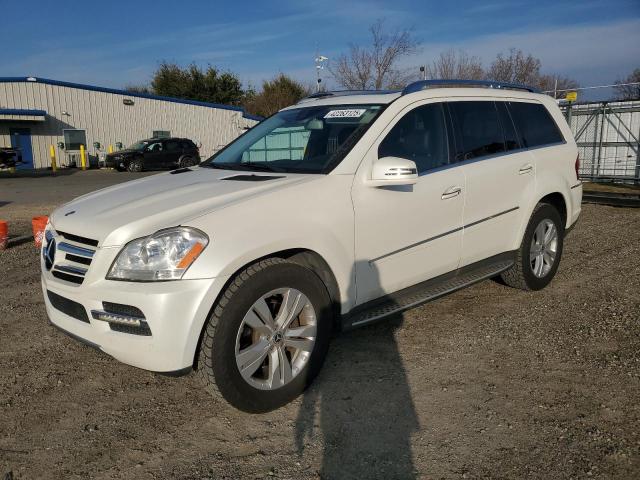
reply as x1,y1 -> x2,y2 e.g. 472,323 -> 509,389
514,179 -> 571,251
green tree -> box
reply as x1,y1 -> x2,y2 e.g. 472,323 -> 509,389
149,62 -> 244,105
243,74 -> 309,117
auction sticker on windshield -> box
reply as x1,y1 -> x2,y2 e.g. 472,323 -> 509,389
324,109 -> 367,119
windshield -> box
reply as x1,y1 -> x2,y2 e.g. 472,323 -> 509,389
128,141 -> 148,151
202,104 -> 385,174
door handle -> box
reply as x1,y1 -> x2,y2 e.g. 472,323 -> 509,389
441,186 -> 462,200
519,164 -> 534,174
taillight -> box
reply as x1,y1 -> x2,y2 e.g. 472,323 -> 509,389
575,154 -> 580,179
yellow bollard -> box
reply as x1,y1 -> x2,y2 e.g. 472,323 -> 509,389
49,145 -> 57,173
108,144 -> 113,154
80,144 -> 87,170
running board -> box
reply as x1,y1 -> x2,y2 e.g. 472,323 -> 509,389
342,252 -> 515,330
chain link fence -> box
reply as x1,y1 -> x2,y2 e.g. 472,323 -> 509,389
562,100 -> 640,184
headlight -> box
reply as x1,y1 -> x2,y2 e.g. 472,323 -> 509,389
107,227 -> 208,281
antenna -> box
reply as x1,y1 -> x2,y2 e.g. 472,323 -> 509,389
314,52 -> 329,92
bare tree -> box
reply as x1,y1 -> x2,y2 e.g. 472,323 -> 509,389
614,68 -> 640,100
488,48 -> 541,85
538,74 -> 579,98
425,49 -> 484,80
331,20 -> 419,90
487,48 -> 579,95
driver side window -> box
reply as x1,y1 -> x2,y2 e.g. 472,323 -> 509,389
378,103 -> 449,174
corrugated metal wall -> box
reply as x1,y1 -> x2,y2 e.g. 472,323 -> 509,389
0,80 -> 257,168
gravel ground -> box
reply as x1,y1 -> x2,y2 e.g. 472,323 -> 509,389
0,176 -> 639,479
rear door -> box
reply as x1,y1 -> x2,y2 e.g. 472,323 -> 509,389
448,100 -> 536,266
163,140 -> 183,167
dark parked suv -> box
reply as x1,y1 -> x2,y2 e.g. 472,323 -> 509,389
104,137 -> 200,172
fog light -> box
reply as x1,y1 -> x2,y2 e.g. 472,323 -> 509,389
91,310 -> 143,327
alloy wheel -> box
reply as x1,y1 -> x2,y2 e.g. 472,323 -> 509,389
234,288 -> 317,390
530,219 -> 558,278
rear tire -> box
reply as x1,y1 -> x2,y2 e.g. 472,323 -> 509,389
178,156 -> 198,168
500,203 -> 564,291
127,158 -> 143,172
197,258 -> 332,413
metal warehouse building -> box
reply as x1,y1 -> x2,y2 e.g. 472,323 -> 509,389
0,77 -> 260,169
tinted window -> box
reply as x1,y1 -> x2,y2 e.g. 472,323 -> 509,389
507,102 -> 564,148
181,141 -> 195,150
165,140 -> 181,152
378,103 -> 449,174
448,101 -> 505,161
147,142 -> 163,152
63,129 -> 87,151
496,102 -> 520,151
152,130 -> 170,138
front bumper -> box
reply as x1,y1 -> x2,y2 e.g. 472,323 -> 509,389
42,271 -> 230,373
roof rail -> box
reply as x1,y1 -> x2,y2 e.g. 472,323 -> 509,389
402,79 -> 539,95
300,89 -> 400,102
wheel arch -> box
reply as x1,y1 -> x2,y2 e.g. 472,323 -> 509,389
514,189 -> 569,251
192,248 -> 341,370
538,192 -> 567,227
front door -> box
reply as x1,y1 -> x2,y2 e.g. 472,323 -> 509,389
10,128 -> 34,169
143,141 -> 165,169
353,102 -> 465,305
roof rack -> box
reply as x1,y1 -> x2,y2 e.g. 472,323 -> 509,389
301,89 -> 400,101
402,79 -> 539,95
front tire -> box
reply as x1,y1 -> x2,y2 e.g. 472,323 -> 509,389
127,158 -> 143,172
500,203 -> 564,291
197,258 -> 332,413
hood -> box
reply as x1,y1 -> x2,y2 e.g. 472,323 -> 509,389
106,149 -> 139,158
50,168 -> 315,247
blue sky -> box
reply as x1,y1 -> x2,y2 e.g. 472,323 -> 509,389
1,0 -> 639,100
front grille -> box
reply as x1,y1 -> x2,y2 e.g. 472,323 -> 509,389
47,290 -> 89,323
46,230 -> 98,286
56,230 -> 99,247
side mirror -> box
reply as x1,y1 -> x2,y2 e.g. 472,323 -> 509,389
367,157 -> 418,187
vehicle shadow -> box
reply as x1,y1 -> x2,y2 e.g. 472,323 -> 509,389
295,261 -> 419,479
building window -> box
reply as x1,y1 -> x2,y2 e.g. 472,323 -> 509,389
152,130 -> 171,138
63,129 -> 87,150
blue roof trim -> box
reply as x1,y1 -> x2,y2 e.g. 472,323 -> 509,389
0,108 -> 47,116
0,77 -> 262,121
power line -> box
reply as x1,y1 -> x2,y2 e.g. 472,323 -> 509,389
543,81 -> 640,94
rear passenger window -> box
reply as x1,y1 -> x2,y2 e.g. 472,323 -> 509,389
507,102 -> 564,148
165,140 -> 181,152
378,103 -> 449,174
448,101 -> 505,161
496,102 -> 520,151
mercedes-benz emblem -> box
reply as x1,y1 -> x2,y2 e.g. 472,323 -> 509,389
44,237 -> 56,270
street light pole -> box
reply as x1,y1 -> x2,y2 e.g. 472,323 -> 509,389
315,54 -> 328,92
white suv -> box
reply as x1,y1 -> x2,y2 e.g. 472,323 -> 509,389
41,80 -> 582,412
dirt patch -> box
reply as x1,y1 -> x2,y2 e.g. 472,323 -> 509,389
1,203 -> 639,479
